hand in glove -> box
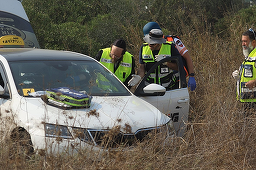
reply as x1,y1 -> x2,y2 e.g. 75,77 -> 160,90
155,55 -> 166,62
128,75 -> 141,86
188,76 -> 196,91
232,70 -> 240,80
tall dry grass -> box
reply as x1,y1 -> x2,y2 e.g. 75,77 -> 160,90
1,19 -> 256,170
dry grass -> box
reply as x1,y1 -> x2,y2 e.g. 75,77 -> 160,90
1,24 -> 256,170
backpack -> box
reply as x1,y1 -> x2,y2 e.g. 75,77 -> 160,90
45,87 -> 92,108
164,35 -> 180,42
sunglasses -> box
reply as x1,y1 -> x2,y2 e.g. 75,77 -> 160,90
249,28 -> 256,40
110,53 -> 122,58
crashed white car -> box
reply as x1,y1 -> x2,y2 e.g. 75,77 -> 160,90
0,48 -> 173,155
0,0 -> 189,156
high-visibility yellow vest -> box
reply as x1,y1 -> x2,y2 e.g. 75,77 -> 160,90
100,48 -> 133,83
238,47 -> 256,102
141,42 -> 178,89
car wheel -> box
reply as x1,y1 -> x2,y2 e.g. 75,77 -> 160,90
9,127 -> 34,159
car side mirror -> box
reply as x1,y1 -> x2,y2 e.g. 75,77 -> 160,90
143,83 -> 166,96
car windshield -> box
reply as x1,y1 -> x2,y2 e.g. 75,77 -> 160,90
9,60 -> 131,97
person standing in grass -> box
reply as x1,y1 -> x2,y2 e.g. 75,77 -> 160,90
128,28 -> 181,90
232,28 -> 256,112
95,39 -> 135,88
139,22 -> 196,91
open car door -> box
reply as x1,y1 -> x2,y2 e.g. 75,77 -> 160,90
134,56 -> 189,137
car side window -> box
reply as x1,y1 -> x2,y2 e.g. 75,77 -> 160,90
134,56 -> 187,96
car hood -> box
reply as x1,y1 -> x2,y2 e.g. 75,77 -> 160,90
21,95 -> 170,133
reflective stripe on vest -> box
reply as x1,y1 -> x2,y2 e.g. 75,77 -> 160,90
100,48 -> 133,83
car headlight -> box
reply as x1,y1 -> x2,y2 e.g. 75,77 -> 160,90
45,123 -> 73,139
166,120 -> 175,136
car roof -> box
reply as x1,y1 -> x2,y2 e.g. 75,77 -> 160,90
0,48 -> 95,62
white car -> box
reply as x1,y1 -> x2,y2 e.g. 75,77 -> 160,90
1,0 -> 189,138
0,47 -> 173,155
0,0 -> 190,155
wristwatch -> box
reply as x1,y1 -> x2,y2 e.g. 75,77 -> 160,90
189,73 -> 195,76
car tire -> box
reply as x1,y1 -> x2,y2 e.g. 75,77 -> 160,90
9,127 -> 34,159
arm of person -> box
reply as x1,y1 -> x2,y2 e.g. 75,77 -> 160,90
165,62 -> 178,70
182,51 -> 195,75
172,39 -> 196,90
127,45 -> 145,87
245,79 -> 256,89
123,57 -> 135,88
127,64 -> 144,87
172,37 -> 195,75
137,63 -> 146,78
95,50 -> 103,61
183,51 -> 196,91
137,45 -> 146,78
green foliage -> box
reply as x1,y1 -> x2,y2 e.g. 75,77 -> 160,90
147,0 -> 243,35
214,6 -> 256,44
22,0 -> 111,55
87,14 -> 124,55
22,0 -> 252,58
44,22 -> 89,53
233,6 -> 256,28
23,0 -> 109,24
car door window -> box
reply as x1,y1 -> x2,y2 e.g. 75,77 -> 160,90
0,4 -> 40,48
134,55 -> 187,96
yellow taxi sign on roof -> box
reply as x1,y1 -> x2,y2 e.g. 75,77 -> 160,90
0,35 -> 24,48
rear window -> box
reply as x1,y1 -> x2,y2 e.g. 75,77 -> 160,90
0,11 -> 40,48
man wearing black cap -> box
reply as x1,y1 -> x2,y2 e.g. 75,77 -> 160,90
95,39 -> 135,88
128,29 -> 181,90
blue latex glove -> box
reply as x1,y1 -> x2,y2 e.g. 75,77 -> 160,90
188,76 -> 196,91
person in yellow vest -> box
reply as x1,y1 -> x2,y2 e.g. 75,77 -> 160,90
232,28 -> 256,114
95,39 -> 135,88
142,22 -> 196,91
128,29 -> 181,90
